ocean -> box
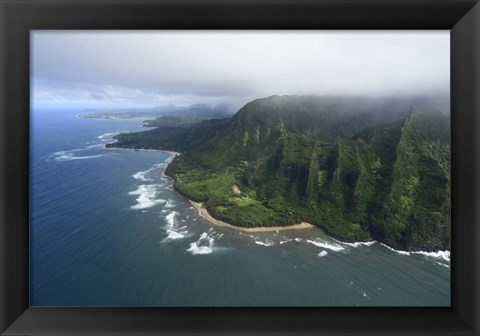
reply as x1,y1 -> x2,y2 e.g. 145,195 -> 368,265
30,108 -> 450,306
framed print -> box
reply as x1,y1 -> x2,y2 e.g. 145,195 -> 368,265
1,0 -> 479,335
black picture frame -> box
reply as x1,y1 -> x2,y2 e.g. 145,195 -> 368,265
1,0 -> 479,335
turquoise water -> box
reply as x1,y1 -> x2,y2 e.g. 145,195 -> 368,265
30,108 -> 450,306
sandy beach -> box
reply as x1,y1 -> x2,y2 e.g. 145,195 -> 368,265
189,200 -> 315,232
109,144 -> 313,232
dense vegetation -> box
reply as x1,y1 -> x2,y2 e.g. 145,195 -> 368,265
109,95 -> 451,250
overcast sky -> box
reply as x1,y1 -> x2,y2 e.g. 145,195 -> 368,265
31,31 -> 449,110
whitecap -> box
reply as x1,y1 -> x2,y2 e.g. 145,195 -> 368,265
380,243 -> 450,261
53,146 -> 104,162
85,143 -> 105,149
132,163 -> 164,182
306,239 -> 345,252
412,250 -> 450,262
318,250 -> 328,257
187,243 -> 213,255
186,230 -> 217,255
254,240 -> 275,247
166,230 -> 185,240
279,237 -> 293,245
163,211 -> 188,240
333,238 -> 377,248
249,235 -> 275,247
165,211 -> 178,227
97,132 -> 118,140
359,288 -> 370,299
436,262 -> 450,268
379,243 -> 411,256
128,185 -> 166,210
55,153 -> 103,161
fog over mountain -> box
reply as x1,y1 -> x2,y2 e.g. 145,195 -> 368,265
32,31 -> 449,112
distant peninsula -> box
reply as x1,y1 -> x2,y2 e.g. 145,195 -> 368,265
78,103 -> 231,122
107,95 -> 451,251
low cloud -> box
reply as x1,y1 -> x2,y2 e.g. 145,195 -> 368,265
32,31 -> 450,109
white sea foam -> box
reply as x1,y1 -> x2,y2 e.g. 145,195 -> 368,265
165,211 -> 178,227
165,199 -> 176,208
318,250 -> 328,257
249,235 -> 275,247
186,230 -> 218,255
163,211 -> 187,240
333,238 -> 377,248
166,230 -> 185,240
380,243 -> 450,261
279,237 -> 293,245
436,262 -> 450,268
187,243 -> 213,255
98,132 -> 118,140
413,250 -> 450,262
306,239 -> 345,252
55,153 -> 103,161
53,145 -> 104,161
379,243 -> 412,256
254,239 -> 275,247
85,143 -> 105,149
128,185 -> 166,210
294,238 -> 303,243
359,288 -> 370,299
132,163 -> 164,182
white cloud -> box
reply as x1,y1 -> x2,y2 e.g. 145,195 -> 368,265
31,30 -> 450,108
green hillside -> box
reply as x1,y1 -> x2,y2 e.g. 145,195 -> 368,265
108,95 -> 450,250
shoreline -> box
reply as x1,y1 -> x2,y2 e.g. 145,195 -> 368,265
188,200 -> 315,233
104,145 -> 181,156
110,144 -> 450,254
108,144 -> 315,232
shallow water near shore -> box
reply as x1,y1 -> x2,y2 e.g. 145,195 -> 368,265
30,108 -> 450,306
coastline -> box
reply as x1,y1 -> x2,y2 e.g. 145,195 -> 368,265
110,144 -> 450,255
104,145 -> 181,156
188,200 -> 315,232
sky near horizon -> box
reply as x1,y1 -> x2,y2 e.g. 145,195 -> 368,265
31,31 -> 450,111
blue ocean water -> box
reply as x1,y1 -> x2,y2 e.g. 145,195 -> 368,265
30,108 -> 450,306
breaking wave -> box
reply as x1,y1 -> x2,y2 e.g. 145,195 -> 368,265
128,185 -> 166,210
279,237 -> 293,245
318,250 -> 328,257
249,235 -> 276,247
334,239 -> 377,248
380,243 -> 450,262
254,240 -> 275,247
132,163 -> 164,181
306,239 -> 345,252
97,132 -> 119,141
53,147 -> 104,161
163,211 -> 188,240
186,229 -> 223,255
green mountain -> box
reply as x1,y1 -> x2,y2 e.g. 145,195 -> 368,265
108,95 -> 450,250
